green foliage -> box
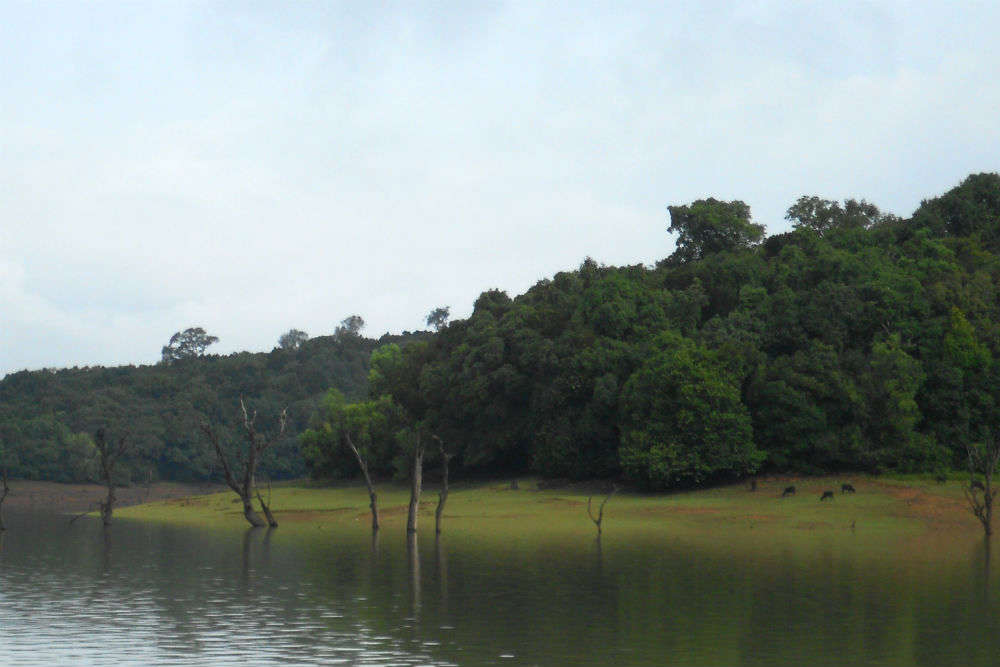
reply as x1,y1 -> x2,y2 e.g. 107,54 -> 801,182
300,389 -> 404,479
667,198 -> 765,263
278,329 -> 309,350
161,327 -> 219,364
785,196 -> 891,236
8,173 -> 1000,489
426,307 -> 450,331
911,173 -> 1000,247
0,331 -> 427,483
619,333 -> 762,488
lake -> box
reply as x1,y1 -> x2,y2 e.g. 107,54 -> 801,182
0,508 -> 997,666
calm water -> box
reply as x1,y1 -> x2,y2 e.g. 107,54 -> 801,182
0,510 -> 997,666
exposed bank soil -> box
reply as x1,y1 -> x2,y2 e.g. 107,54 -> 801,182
3,480 -> 224,513
867,479 -> 971,527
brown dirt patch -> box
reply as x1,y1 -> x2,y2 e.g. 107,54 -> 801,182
868,480 -> 970,525
4,480 -> 224,513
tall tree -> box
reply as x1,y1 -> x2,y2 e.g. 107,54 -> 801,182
336,315 -> 365,338
278,329 -> 309,350
369,343 -> 432,534
785,196 -> 889,236
426,307 -> 450,331
667,198 -> 764,263
161,327 -> 219,363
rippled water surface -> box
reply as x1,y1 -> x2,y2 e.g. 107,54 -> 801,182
0,510 -> 997,666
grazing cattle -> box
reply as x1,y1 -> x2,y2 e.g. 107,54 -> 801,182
971,480 -> 986,491
841,483 -> 856,494
781,486 -> 796,497
820,491 -> 835,501
935,474 -> 948,484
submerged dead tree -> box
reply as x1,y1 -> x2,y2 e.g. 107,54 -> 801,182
0,468 -> 9,531
344,429 -> 380,532
200,400 -> 286,528
587,485 -> 619,537
94,429 -> 130,526
407,434 -> 424,534
433,435 -> 450,535
966,435 -> 999,537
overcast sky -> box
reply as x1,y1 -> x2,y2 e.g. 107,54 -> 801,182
2,1 -> 998,376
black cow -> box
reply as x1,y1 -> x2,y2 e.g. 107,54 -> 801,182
841,483 -> 856,494
781,486 -> 796,497
820,491 -> 835,501
971,480 -> 986,491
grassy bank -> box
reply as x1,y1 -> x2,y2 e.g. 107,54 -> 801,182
115,475 -> 985,562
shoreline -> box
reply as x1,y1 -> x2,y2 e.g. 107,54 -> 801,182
2,480 -> 225,513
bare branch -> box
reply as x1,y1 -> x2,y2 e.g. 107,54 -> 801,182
258,408 -> 288,454
199,422 -> 241,496
587,484 -> 619,536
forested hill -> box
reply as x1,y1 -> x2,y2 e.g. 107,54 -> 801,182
303,173 -> 1000,489
0,330 -> 428,482
5,174 -> 1000,489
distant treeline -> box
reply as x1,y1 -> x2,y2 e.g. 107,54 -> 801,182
0,330 -> 426,483
4,173 -> 1000,489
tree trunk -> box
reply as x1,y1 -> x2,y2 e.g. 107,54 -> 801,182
346,432 -> 379,532
407,440 -> 423,534
94,429 -> 127,527
100,485 -> 115,527
434,437 -> 449,535
201,403 -> 287,529
368,490 -> 380,532
242,495 -> 267,528
0,469 -> 9,532
257,495 -> 278,527
255,480 -> 278,527
408,530 -> 421,616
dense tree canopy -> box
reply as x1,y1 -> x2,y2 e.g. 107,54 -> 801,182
667,198 -> 765,263
0,330 -> 427,483
299,174 -> 1000,489
5,174 -> 1000,491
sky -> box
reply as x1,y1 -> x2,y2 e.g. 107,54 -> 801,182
2,1 -> 999,376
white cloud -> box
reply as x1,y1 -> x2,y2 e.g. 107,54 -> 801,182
2,1 -> 999,375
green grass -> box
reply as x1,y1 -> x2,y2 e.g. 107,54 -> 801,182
116,474 -> 984,562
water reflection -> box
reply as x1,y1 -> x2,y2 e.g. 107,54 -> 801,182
0,511 -> 997,666
408,531 -> 421,618
977,536 -> 992,602
101,526 -> 112,574
435,536 -> 448,615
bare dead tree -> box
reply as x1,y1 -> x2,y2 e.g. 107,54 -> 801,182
344,431 -> 379,532
407,434 -> 424,534
0,468 -> 9,531
965,435 -> 999,537
94,429 -> 130,526
200,399 -> 286,528
433,435 -> 450,536
255,476 -> 277,528
587,485 -> 619,537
